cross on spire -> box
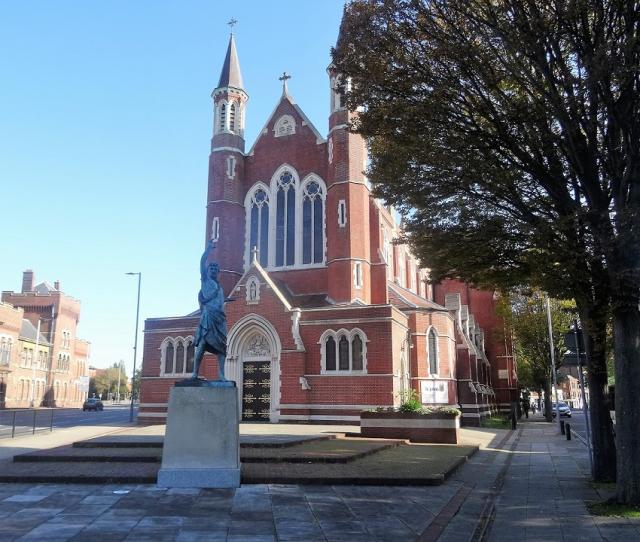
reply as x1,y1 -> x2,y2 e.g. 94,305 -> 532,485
227,18 -> 238,31
279,71 -> 291,94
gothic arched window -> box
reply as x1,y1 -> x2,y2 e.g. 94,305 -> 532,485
321,329 -> 367,373
175,342 -> 185,374
249,187 -> 269,267
302,180 -> 324,264
338,335 -> 350,371
352,334 -> 363,371
325,336 -> 336,371
276,170 -> 296,266
428,328 -> 439,375
165,342 -> 175,374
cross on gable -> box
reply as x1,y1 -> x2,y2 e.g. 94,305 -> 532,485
279,72 -> 292,94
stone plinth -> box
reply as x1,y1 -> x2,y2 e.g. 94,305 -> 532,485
157,385 -> 240,488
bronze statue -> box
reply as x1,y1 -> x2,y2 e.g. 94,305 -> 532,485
192,240 -> 228,381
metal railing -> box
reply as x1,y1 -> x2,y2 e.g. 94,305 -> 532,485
0,408 -> 54,439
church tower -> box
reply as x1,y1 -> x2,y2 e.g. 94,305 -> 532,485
325,64 -> 373,304
206,32 -> 248,294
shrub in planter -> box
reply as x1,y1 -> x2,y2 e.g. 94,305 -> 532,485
360,401 -> 461,444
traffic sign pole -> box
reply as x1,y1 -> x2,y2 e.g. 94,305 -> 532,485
573,320 -> 594,476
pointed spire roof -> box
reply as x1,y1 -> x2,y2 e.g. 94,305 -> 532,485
217,33 -> 244,90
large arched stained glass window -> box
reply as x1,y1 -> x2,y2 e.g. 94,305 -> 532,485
165,342 -> 175,374
428,328 -> 438,375
276,171 -> 296,266
302,180 -> 324,264
249,188 -> 269,267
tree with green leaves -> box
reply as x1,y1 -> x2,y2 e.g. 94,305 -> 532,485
502,293 -> 576,421
131,368 -> 141,401
334,0 -> 639,503
89,362 -> 128,401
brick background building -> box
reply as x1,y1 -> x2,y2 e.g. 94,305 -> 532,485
1,270 -> 90,408
139,31 -> 518,426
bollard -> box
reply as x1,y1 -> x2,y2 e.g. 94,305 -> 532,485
560,419 -> 565,435
11,411 -> 16,438
566,423 -> 571,440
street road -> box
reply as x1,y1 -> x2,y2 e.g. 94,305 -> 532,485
566,409 -> 587,440
0,404 -> 137,439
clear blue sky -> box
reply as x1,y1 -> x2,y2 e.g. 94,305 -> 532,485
0,1 -> 346,372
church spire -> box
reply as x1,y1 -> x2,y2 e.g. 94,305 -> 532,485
217,31 -> 244,90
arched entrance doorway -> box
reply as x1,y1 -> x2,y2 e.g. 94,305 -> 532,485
227,314 -> 281,423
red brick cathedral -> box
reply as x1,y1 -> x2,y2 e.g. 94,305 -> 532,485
139,32 -> 518,425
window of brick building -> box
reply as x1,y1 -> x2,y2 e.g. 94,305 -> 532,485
321,329 -> 367,374
428,328 -> 439,375
338,200 -> 346,227
302,180 -> 324,264
248,187 -> 269,267
276,170 -> 296,266
165,342 -> 175,374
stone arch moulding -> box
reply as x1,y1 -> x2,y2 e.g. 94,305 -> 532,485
227,314 -> 282,423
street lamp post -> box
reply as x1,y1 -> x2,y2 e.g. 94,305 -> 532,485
116,360 -> 122,404
29,319 -> 41,408
546,295 -> 562,433
126,272 -> 141,422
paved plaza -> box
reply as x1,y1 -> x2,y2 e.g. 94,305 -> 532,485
0,416 -> 637,541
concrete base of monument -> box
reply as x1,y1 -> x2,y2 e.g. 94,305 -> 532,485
157,385 -> 240,489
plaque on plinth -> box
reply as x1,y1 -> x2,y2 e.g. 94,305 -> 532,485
157,383 -> 240,488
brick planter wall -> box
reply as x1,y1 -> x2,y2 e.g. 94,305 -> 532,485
360,411 -> 460,444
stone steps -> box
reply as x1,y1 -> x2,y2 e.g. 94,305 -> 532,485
14,437 -> 400,465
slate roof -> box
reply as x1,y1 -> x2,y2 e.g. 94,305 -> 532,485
32,282 -> 57,294
270,279 -> 331,309
19,319 -> 50,346
217,33 -> 244,90
388,282 -> 448,311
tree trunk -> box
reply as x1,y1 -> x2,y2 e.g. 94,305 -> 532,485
579,303 -> 617,482
613,304 -> 640,505
543,378 -> 553,422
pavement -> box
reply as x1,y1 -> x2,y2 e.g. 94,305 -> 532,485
0,414 -> 637,541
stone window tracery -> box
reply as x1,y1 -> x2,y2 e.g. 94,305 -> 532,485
302,179 -> 324,264
161,337 -> 195,376
320,329 -> 368,374
245,169 -> 326,270
276,170 -> 296,267
249,187 -> 269,267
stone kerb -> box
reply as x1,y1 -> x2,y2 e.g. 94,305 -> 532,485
360,410 -> 460,444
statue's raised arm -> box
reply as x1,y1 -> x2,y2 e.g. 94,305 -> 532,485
200,240 -> 216,281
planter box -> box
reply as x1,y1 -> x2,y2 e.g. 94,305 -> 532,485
360,411 -> 460,444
